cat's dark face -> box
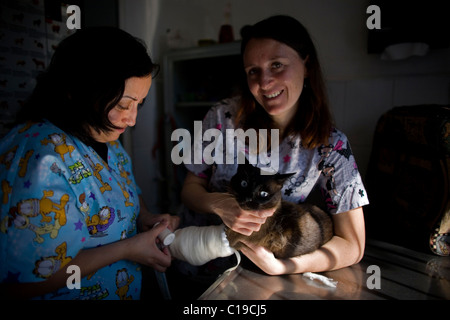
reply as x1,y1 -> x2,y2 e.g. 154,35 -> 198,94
229,162 -> 295,210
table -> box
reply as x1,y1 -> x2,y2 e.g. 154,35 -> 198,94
199,240 -> 450,300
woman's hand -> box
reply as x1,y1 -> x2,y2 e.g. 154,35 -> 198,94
133,196 -> 180,271
181,172 -> 275,236
210,193 -> 275,236
240,207 -> 366,275
125,220 -> 173,272
239,240 -> 289,275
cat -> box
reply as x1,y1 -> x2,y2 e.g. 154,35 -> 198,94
225,161 -> 333,259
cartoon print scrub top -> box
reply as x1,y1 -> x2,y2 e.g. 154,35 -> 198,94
182,97 -> 369,226
0,121 -> 142,300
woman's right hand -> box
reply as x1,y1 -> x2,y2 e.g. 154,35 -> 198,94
125,220 -> 172,272
209,193 -> 276,236
181,171 -> 275,236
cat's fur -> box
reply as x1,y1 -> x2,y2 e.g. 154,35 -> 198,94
225,162 -> 333,259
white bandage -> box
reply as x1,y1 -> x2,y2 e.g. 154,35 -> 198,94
169,224 -> 235,266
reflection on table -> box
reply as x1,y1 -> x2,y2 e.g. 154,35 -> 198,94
200,240 -> 450,300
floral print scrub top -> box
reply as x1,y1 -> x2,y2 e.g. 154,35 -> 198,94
0,121 -> 142,300
182,97 -> 369,227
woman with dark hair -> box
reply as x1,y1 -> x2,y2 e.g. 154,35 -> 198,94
179,15 -> 367,276
0,27 -> 179,299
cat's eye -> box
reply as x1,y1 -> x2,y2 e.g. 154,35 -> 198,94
259,191 -> 269,198
241,180 -> 248,188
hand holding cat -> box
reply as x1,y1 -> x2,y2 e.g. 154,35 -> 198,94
239,240 -> 289,275
212,195 -> 276,236
181,171 -> 277,235
181,172 -> 273,235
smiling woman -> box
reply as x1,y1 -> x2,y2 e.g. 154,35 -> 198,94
237,15 -> 331,149
170,16 -> 367,297
243,38 -> 307,132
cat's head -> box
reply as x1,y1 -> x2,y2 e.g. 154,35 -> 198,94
228,160 -> 295,210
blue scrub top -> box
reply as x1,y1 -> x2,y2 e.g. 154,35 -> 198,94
0,121 -> 142,300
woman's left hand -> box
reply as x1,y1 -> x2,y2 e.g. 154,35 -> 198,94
239,240 -> 289,276
240,208 -> 366,275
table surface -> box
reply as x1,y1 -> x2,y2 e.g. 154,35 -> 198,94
199,240 -> 450,300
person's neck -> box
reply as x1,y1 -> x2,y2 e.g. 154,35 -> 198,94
272,115 -> 291,138
271,105 -> 298,137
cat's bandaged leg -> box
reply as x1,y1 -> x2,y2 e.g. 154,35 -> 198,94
169,224 -> 236,266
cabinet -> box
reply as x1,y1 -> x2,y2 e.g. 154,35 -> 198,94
162,42 -> 242,211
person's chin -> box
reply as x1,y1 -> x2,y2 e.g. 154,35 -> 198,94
113,128 -> 126,140
104,133 -> 121,143
263,104 -> 288,117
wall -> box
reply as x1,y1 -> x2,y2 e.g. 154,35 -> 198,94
118,0 -> 450,212
118,0 -> 166,211
0,0 -> 119,139
0,0 -> 77,138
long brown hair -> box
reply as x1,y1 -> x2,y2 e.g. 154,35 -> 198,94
235,15 -> 333,149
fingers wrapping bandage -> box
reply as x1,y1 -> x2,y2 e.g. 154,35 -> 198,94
169,224 -> 236,266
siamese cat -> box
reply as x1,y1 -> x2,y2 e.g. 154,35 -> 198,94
226,161 -> 333,259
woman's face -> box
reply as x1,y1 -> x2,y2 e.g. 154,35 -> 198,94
243,38 -> 307,128
91,75 -> 152,143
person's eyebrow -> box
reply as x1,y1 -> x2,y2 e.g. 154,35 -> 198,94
122,95 -> 138,101
122,95 -> 145,105
244,56 -> 288,69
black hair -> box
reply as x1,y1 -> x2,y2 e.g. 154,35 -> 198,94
16,26 -> 159,145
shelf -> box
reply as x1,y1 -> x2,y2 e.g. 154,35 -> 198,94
163,42 -> 242,116
162,41 -> 243,212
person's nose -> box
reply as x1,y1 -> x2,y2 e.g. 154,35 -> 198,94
259,70 -> 274,91
124,104 -> 138,127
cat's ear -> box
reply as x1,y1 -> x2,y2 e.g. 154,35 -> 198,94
275,172 -> 296,184
236,153 -> 252,167
244,155 -> 254,167
241,155 -> 256,170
